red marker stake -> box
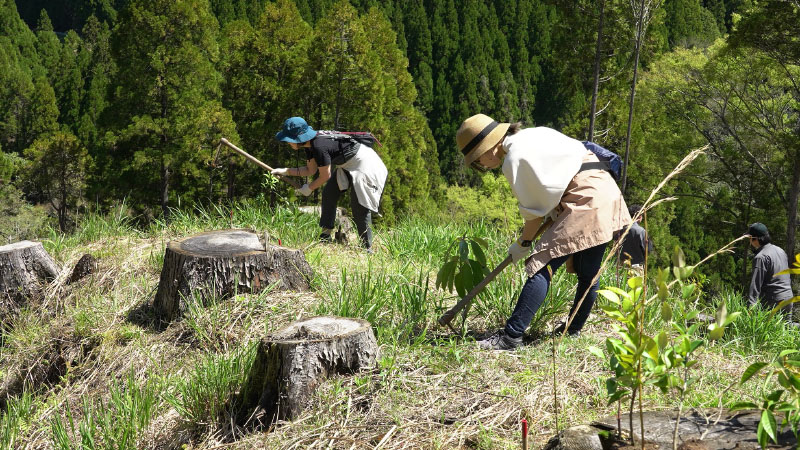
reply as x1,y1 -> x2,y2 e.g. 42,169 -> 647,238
521,418 -> 528,450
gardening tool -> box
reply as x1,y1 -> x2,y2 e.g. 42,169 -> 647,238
217,138 -> 301,189
437,218 -> 553,328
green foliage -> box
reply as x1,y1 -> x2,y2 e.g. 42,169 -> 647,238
166,344 -> 256,429
108,0 -> 238,218
442,172 -> 520,234
737,350 -> 800,448
591,246 -> 738,447
50,373 -> 159,450
1,391 -> 34,449
436,235 -> 489,299
24,130 -> 93,231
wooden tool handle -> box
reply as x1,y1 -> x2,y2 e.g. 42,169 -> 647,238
219,138 -> 301,189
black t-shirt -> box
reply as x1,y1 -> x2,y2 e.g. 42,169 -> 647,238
304,135 -> 359,167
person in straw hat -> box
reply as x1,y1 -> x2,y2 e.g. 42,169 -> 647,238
456,114 -> 631,350
272,117 -> 388,253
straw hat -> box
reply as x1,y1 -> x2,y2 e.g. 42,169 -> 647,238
456,114 -> 510,167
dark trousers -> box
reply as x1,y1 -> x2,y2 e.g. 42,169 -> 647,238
505,241 -> 608,338
319,170 -> 372,248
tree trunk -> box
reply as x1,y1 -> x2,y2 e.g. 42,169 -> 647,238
588,0 -> 606,141
621,34 -> 642,196
0,241 -> 59,322
786,148 -> 800,258
239,316 -> 378,426
153,229 -> 313,321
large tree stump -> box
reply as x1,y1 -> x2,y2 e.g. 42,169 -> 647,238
0,241 -> 59,321
239,316 -> 378,425
153,229 -> 313,321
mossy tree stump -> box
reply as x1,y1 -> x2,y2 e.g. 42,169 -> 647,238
153,229 -> 312,321
0,241 -> 59,322
239,316 -> 378,426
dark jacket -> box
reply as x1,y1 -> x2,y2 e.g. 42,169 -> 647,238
748,243 -> 794,306
616,221 -> 653,266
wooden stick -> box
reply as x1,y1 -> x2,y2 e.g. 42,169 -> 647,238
437,218 -> 553,327
219,138 -> 301,189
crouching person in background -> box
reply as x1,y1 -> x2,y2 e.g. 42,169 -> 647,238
272,117 -> 388,253
746,222 -> 797,324
456,114 -> 631,350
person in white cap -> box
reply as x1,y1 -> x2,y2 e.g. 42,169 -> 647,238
272,117 -> 387,252
456,114 -> 631,350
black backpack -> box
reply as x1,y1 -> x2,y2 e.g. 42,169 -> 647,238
317,130 -> 382,148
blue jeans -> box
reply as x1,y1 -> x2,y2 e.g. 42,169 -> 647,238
504,242 -> 608,338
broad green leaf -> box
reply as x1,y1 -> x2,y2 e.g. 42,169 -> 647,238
598,289 -> 620,304
454,269 -> 466,297
468,259 -> 485,290
766,389 -> 784,403
729,401 -> 758,410
587,346 -> 604,359
681,284 -> 696,300
657,331 -> 669,350
458,240 -> 469,262
761,409 -> 778,443
708,323 -> 724,340
778,349 -> 799,359
627,276 -> 643,289
661,302 -> 673,322
769,297 -> 800,316
723,311 -> 741,326
672,246 -> 685,268
458,263 -> 473,295
472,237 -> 489,249
470,240 -> 487,266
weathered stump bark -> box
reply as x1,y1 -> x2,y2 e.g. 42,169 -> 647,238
153,229 -> 313,321
0,241 -> 59,322
239,316 -> 378,425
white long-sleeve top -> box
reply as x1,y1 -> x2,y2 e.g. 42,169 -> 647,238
501,127 -> 588,220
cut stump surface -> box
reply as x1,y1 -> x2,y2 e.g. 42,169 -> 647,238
239,316 -> 378,425
153,229 -> 312,321
0,241 -> 59,322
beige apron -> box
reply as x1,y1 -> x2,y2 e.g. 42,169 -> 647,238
524,151 -> 632,277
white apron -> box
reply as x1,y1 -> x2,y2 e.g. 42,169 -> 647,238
335,144 -> 388,213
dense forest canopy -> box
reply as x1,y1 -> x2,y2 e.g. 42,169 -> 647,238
2,0 -> 799,293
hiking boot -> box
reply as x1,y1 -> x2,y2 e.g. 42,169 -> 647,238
476,330 -> 522,351
553,323 -> 581,337
319,233 -> 333,243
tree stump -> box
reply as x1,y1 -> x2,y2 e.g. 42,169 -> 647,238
153,229 -> 313,321
0,241 -> 59,321
68,253 -> 97,284
239,316 -> 378,425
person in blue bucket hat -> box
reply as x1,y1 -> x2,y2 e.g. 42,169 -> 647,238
273,117 -> 387,253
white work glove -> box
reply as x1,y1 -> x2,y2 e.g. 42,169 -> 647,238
296,183 -> 313,197
271,167 -> 289,176
508,241 -> 531,263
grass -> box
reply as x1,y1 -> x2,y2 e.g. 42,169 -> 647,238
1,202 -> 798,449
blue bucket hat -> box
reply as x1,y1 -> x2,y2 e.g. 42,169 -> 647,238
275,117 -> 317,143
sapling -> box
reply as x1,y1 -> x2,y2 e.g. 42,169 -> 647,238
591,246 -> 739,449
735,350 -> 800,448
435,235 -> 490,327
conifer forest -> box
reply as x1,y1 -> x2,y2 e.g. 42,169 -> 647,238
1,0 -> 800,448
